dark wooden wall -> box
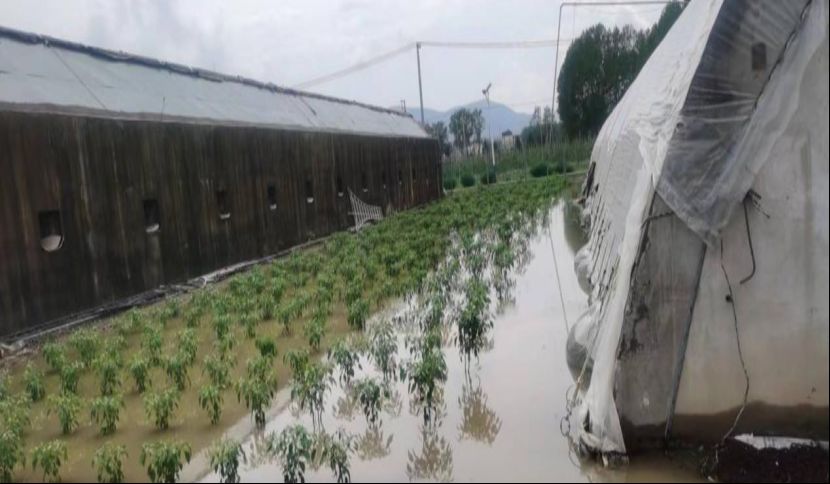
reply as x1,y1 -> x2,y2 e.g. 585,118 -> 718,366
0,111 -> 441,338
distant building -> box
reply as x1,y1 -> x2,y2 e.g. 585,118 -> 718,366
501,130 -> 519,151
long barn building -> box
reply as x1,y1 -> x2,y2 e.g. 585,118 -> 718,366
0,26 -> 441,339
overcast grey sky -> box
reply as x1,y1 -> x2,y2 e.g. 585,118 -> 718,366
0,0 -> 663,114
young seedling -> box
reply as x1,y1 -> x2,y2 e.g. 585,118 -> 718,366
144,387 -> 180,430
92,442 -> 127,483
198,384 -> 224,425
304,316 -> 326,353
47,393 -> 82,435
289,361 -> 333,428
30,440 -> 68,483
139,440 -> 191,484
0,395 -> 31,439
235,373 -> 275,428
369,321 -> 397,382
129,355 -> 152,393
208,438 -> 246,484
90,394 -> 124,435
24,364 -> 46,402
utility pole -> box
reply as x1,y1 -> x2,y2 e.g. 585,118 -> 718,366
482,83 -> 496,173
416,42 -> 425,125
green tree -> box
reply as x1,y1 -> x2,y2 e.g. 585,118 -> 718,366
557,2 -> 684,138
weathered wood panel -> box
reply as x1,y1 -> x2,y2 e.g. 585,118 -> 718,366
0,111 -> 440,338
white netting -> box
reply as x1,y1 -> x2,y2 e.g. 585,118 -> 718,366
348,189 -> 383,230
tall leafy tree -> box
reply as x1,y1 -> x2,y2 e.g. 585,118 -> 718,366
557,2 -> 684,138
449,108 -> 484,155
425,121 -> 450,156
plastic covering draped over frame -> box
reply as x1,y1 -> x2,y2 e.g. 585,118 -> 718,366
573,0 -> 826,455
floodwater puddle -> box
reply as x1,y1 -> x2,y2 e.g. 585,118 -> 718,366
192,201 -> 703,482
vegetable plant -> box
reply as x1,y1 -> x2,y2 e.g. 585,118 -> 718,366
328,339 -> 361,387
0,428 -> 25,483
208,438 -> 246,484
198,384 -> 224,425
47,393 -> 81,435
30,440 -> 68,483
268,425 -> 314,484
92,442 -> 127,483
24,364 -> 46,402
144,387 -> 180,430
129,355 -> 151,393
139,440 -> 191,484
90,394 -> 124,435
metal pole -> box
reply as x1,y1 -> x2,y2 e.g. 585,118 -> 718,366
483,84 -> 496,172
416,42 -> 425,125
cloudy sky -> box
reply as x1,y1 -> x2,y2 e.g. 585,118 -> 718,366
0,0 -> 664,114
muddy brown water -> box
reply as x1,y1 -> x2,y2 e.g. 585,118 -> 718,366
190,202 -> 704,483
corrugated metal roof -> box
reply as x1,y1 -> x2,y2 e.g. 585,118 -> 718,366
0,26 -> 428,138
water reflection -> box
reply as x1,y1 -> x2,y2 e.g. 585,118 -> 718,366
406,418 -> 454,482
354,425 -> 394,461
458,379 -> 502,445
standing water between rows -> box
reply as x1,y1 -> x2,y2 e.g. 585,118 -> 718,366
192,201 -> 702,482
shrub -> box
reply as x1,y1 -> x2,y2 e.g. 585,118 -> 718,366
460,173 -> 476,187
93,442 -> 127,483
0,428 -> 25,483
268,425 -> 314,484
129,355 -> 151,393
208,438 -> 246,484
198,384 -> 224,425
47,394 -> 82,435
144,388 -> 180,430
90,394 -> 124,435
530,163 -> 550,178
94,354 -> 122,396
480,168 -> 497,185
139,440 -> 191,484
442,178 -> 457,191
24,364 -> 46,402
30,440 -> 68,483
165,354 -> 191,391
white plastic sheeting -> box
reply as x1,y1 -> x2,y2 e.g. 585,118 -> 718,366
571,0 -> 826,456
0,27 -> 427,139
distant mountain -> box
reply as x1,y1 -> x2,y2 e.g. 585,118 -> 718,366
405,101 -> 531,139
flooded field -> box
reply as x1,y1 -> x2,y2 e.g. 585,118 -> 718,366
190,201 -> 703,483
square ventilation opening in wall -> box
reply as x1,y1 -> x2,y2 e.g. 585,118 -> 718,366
305,179 -> 314,204
39,210 -> 63,252
143,199 -> 160,233
361,171 -> 368,193
381,170 -> 387,189
336,175 -> 344,198
216,189 -> 231,220
267,184 -> 278,210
